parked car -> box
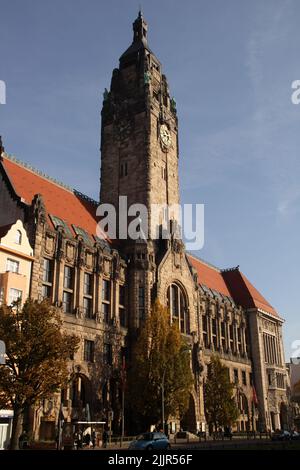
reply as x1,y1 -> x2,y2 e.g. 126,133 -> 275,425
129,432 -> 170,450
175,430 -> 199,441
271,430 -> 291,441
290,431 -> 300,440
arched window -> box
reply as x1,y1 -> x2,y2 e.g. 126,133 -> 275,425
167,283 -> 190,334
15,230 -> 22,245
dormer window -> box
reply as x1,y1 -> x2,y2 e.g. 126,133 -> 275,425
15,230 -> 22,245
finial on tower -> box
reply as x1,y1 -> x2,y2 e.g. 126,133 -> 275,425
133,9 -> 148,44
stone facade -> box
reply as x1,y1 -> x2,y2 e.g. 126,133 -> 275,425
0,13 -> 289,440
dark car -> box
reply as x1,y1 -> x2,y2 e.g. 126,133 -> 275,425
129,432 -> 170,451
271,430 -> 291,441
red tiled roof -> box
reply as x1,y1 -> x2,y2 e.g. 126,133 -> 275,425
188,255 -> 231,297
222,269 -> 278,317
188,254 -> 278,317
1,156 -> 101,239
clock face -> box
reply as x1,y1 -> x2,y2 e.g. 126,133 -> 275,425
160,124 -> 171,147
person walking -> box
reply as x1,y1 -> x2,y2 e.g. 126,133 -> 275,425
102,429 -> 108,448
92,430 -> 96,449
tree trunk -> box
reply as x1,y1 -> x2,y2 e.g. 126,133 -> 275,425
9,406 -> 23,450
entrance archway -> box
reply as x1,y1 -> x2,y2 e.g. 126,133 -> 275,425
280,402 -> 288,430
180,394 -> 197,432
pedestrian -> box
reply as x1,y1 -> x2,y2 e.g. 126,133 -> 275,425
84,432 -> 91,447
92,430 -> 96,449
77,432 -> 82,449
102,429 -> 108,448
19,430 -> 29,450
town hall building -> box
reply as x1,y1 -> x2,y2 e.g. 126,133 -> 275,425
0,13 -> 288,440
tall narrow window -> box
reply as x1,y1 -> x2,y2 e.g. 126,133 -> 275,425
84,340 -> 94,362
120,162 -> 128,178
15,230 -> 22,245
63,266 -> 74,314
104,343 -> 112,365
167,284 -> 190,334
221,321 -> 226,350
83,272 -> 93,319
64,266 -> 73,289
102,279 -> 110,323
237,327 -> 241,353
242,370 -> 247,386
102,279 -> 110,301
229,324 -> 234,350
212,318 -> 217,350
84,273 -> 92,295
63,291 -> 72,314
83,297 -> 93,319
42,258 -> 53,300
119,284 -> 127,327
202,315 -> 208,348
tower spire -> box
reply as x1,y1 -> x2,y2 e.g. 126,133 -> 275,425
132,10 -> 148,44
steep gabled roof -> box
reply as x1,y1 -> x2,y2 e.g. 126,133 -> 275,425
188,254 -> 279,317
188,254 -> 231,297
0,155 -> 102,241
222,268 -> 278,317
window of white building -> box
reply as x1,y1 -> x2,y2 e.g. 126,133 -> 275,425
6,258 -> 20,273
9,288 -> 22,306
15,230 -> 22,245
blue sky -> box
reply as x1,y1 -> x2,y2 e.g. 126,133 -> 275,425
1,0 -> 300,359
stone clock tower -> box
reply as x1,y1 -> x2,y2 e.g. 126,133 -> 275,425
100,11 -> 180,238
100,14 -> 203,429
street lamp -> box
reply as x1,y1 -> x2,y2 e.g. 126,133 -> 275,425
161,368 -> 166,433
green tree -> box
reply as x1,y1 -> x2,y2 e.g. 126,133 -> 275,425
127,300 -> 194,431
0,299 -> 79,449
204,355 -> 239,432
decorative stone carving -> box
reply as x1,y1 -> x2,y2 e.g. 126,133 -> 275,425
192,339 -> 204,378
32,193 -> 47,226
85,251 -> 93,269
66,242 -> 75,262
75,307 -> 83,319
45,234 -> 55,255
104,258 -> 110,276
262,319 -> 276,333
77,241 -> 85,268
119,266 -> 125,281
95,311 -> 102,323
